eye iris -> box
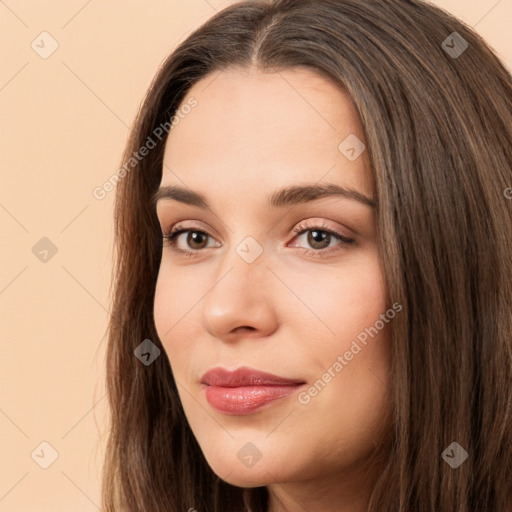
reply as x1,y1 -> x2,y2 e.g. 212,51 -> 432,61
308,230 -> 330,249
188,231 -> 208,249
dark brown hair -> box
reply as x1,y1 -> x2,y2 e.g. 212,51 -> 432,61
101,1 -> 512,510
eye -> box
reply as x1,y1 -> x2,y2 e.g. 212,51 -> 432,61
289,220 -> 355,257
160,220 -> 355,258
161,223 -> 220,256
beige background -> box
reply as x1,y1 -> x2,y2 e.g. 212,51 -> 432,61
0,1 -> 510,510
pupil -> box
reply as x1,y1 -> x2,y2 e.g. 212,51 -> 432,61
309,230 -> 329,249
188,231 -> 207,248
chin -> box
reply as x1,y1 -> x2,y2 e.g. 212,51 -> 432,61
203,448 -> 289,487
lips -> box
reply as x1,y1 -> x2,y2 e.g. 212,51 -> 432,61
200,366 -> 306,415
200,366 -> 305,387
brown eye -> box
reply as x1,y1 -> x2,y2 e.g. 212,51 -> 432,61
306,230 -> 331,250
290,221 -> 355,257
185,231 -> 209,250
162,225 -> 220,255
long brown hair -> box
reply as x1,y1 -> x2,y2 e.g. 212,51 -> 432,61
100,1 -> 512,510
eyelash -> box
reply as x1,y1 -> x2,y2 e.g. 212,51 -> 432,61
161,220 -> 355,258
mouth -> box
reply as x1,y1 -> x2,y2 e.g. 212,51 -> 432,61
200,366 -> 306,415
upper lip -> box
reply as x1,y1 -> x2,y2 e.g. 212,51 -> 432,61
200,366 -> 306,387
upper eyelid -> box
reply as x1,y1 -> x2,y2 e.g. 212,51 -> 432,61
165,222 -> 219,241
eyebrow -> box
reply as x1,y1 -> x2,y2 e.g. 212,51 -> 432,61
152,183 -> 376,209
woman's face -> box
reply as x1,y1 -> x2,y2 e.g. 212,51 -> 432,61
154,66 -> 392,504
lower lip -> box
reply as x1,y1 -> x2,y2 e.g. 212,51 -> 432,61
203,384 -> 304,415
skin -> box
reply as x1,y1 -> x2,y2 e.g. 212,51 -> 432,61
153,66 -> 392,512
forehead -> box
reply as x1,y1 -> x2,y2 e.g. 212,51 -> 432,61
161,66 -> 373,199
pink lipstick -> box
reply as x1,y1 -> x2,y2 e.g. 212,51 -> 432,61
200,366 -> 305,415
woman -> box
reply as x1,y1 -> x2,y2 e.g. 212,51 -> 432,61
101,1 -> 512,510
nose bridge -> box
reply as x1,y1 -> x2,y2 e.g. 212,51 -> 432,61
212,233 -> 270,304
200,233 -> 277,337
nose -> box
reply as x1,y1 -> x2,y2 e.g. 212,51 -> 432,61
200,241 -> 279,343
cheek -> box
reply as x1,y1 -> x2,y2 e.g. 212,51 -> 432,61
154,262 -> 202,330
153,264 -> 202,366
291,252 -> 391,433
153,267 -> 174,342
153,266 -> 173,334
289,251 -> 387,342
